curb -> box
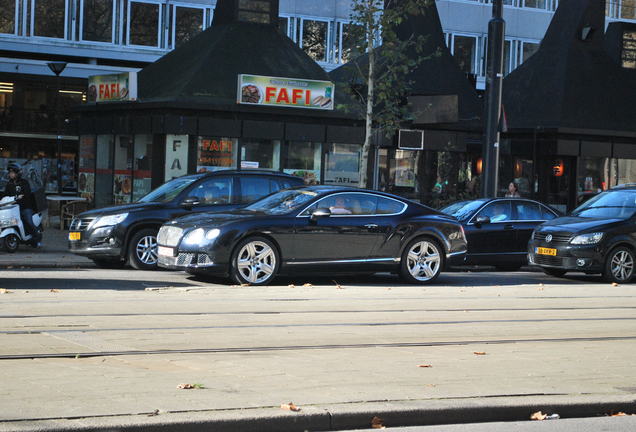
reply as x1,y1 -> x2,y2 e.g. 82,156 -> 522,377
0,260 -> 95,269
1,395 -> 634,432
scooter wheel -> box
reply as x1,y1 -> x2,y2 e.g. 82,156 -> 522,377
3,234 -> 19,253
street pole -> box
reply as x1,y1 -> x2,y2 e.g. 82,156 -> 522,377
47,62 -> 67,195
481,0 -> 505,197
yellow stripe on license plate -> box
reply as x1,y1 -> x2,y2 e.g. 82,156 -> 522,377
69,232 -> 81,241
536,247 -> 557,256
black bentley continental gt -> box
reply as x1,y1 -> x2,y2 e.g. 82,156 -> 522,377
157,186 -> 467,285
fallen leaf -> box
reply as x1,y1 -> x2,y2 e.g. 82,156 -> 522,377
612,282 -> 619,287
333,280 -> 344,289
288,284 -> 295,288
240,283 -> 250,287
0,288 -> 12,294
280,402 -> 301,412
531,411 -> 547,421
177,383 -> 204,389
473,351 -> 487,355
49,289 -> 60,293
371,416 -> 386,429
610,412 -> 634,416
302,283 -> 312,288
418,364 -> 432,368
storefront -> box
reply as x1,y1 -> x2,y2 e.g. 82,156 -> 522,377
74,0 -> 363,208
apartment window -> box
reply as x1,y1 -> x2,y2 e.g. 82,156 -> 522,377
128,1 -> 160,47
278,16 -> 289,35
623,31 -> 636,68
0,0 -> 16,34
33,0 -> 67,38
452,34 -> 478,75
523,0 -> 547,9
522,41 -> 540,62
174,6 -> 203,47
503,40 -> 512,75
621,0 -> 636,20
302,19 -> 329,62
334,22 -> 360,64
81,0 -> 114,43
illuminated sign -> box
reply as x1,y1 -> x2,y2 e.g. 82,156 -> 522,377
237,74 -> 334,110
87,72 -> 138,103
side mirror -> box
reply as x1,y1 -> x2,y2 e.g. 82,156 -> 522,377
310,208 -> 331,221
181,196 -> 200,209
475,215 -> 491,226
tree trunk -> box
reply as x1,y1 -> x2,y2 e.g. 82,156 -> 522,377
360,5 -> 375,189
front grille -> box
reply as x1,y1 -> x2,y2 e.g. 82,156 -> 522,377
177,253 -> 195,266
534,232 -> 572,243
197,254 -> 212,265
534,255 -> 564,267
69,218 -> 93,231
158,226 -> 183,247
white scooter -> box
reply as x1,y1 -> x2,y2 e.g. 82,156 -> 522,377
0,196 -> 43,253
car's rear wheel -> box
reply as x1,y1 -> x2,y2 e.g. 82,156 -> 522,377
128,228 -> 159,270
400,237 -> 444,284
604,246 -> 634,284
230,236 -> 279,286
543,268 -> 567,278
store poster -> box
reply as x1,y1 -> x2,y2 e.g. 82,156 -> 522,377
238,74 -> 335,110
113,173 -> 132,205
87,72 -> 138,103
78,136 -> 96,204
165,135 -> 189,181
197,137 -> 236,172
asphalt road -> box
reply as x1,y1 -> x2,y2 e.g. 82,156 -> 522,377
1,268 -> 635,431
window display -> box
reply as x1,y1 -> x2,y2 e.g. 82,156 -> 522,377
197,137 -> 237,173
324,143 -> 360,187
240,139 -> 280,170
133,134 -> 153,202
78,135 -> 96,205
282,141 -> 321,184
95,135 -> 114,209
113,135 -> 133,205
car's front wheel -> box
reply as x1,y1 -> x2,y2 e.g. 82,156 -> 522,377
604,246 -> 635,284
230,236 -> 279,286
400,237 -> 444,284
128,228 -> 159,270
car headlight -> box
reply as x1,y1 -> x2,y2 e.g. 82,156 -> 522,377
92,213 -> 128,229
182,228 -> 220,246
570,232 -> 603,245
206,228 -> 220,240
0,217 -> 18,228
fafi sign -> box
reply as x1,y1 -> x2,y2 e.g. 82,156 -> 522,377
238,74 -> 334,110
87,72 -> 138,103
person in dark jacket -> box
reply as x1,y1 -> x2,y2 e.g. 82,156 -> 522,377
3,163 -> 41,247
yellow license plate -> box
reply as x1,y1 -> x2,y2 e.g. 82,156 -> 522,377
69,232 -> 81,241
536,247 -> 557,256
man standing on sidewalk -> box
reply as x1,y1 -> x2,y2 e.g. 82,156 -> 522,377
3,163 -> 42,247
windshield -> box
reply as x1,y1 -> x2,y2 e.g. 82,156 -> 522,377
137,177 -> 198,203
441,200 -> 487,221
245,189 -> 319,215
571,190 -> 636,219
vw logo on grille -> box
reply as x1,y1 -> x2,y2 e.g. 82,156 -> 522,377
545,234 -> 553,243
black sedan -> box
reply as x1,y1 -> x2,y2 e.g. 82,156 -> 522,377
441,198 -> 559,270
157,186 -> 467,285
529,186 -> 636,283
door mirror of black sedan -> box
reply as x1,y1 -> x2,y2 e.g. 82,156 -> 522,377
181,196 -> 201,209
474,215 -> 491,226
310,208 -> 331,221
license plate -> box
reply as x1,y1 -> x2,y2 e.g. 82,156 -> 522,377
158,246 -> 174,257
69,232 -> 81,241
536,247 -> 557,256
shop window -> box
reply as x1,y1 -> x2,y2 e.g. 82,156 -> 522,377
78,135 -> 96,206
324,143 -> 361,188
499,156 -> 534,197
175,6 -> 204,48
128,1 -> 160,47
302,19 -> 328,62
81,0 -> 114,42
621,0 -> 636,20
622,31 -> 636,69
113,135 -> 133,205
616,158 -> 636,185
240,139 -> 280,170
95,135 -> 114,208
0,0 -> 16,34
33,0 -> 66,38
522,41 -> 540,63
577,157 -> 611,201
391,149 -> 417,189
197,137 -> 237,173
282,141 -> 321,185
188,176 -> 233,205
132,134 -> 152,202
238,176 -> 278,204
452,35 -> 477,75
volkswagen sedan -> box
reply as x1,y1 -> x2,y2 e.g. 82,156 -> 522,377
157,186 -> 467,285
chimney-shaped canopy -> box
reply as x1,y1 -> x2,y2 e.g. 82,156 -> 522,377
213,0 -> 279,27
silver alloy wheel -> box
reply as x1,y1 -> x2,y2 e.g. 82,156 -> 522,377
136,235 -> 158,265
406,240 -> 441,281
236,240 -> 276,284
611,250 -> 634,281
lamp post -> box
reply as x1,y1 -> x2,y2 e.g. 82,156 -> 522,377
481,0 -> 505,197
47,61 -> 67,195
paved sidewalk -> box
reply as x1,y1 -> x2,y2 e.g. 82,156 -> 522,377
0,227 -> 93,268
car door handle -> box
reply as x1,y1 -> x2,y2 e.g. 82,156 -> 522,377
503,224 -> 514,230
364,224 -> 379,229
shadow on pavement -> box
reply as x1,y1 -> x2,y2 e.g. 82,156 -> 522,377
0,277 -> 197,291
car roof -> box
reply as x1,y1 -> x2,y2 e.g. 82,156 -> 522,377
186,170 -> 304,180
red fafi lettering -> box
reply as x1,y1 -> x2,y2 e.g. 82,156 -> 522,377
292,89 -> 303,105
265,87 -> 276,103
276,88 -> 290,104
305,90 -> 311,105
